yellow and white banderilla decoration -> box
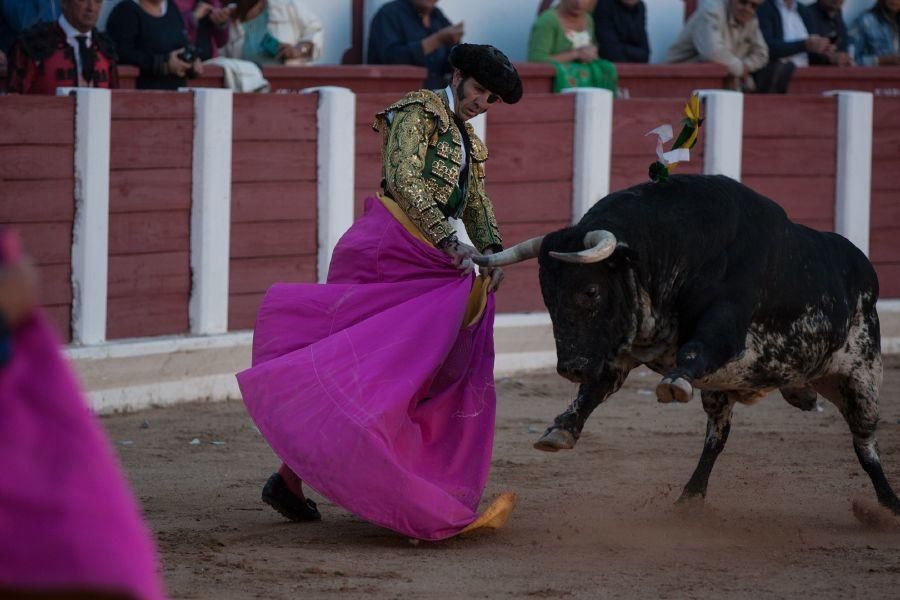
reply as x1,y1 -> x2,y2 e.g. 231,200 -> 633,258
645,94 -> 703,183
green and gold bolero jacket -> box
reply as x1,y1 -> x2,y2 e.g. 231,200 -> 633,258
373,89 -> 502,253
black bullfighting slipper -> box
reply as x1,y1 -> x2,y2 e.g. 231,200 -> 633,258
261,473 -> 321,522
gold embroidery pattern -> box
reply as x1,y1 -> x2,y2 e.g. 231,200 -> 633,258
436,140 -> 452,159
383,106 -> 454,246
461,159 -> 501,250
424,178 -> 453,207
467,124 -> 490,162
431,159 -> 459,186
372,89 -> 501,250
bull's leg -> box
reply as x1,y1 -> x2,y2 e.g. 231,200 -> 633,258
678,390 -> 736,502
535,372 -> 628,452
815,366 -> 900,515
657,302 -> 750,404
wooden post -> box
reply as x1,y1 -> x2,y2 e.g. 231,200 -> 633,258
341,0 -> 365,64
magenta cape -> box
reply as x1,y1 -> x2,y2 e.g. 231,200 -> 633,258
237,196 -> 498,540
0,314 -> 165,599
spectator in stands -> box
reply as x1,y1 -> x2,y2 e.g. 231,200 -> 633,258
222,0 -> 323,66
665,0 -> 769,93
802,0 -> 853,65
0,0 -> 61,53
174,0 -> 232,60
754,0 -> 834,92
106,0 -> 203,89
367,0 -> 462,89
6,0 -> 119,94
528,0 -> 618,92
0,0 -> 62,85
593,0 -> 650,63
850,0 -> 900,66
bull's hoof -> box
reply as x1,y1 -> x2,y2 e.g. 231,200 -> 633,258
533,428 -> 577,452
656,376 -> 693,403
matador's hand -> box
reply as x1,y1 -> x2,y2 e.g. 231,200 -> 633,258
438,236 -> 479,276
480,247 -> 504,292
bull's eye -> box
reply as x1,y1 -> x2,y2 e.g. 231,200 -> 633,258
584,284 -> 601,299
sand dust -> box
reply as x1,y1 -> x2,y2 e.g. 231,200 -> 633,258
103,356 -> 900,599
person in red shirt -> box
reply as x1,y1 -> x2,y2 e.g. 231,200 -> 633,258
6,0 -> 118,94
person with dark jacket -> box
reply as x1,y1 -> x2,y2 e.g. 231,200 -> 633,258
801,0 -> 852,65
755,0 -> 833,92
106,0 -> 203,90
756,0 -> 834,66
7,0 -> 118,94
367,0 -> 464,89
593,0 -> 650,63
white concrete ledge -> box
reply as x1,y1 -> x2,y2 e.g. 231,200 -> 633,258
66,331 -> 253,361
88,374 -> 241,414
68,303 -> 900,415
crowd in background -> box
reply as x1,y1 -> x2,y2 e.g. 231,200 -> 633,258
0,0 -> 897,95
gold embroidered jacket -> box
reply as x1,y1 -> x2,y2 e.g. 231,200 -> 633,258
373,89 -> 502,252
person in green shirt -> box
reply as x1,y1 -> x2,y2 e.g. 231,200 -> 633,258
528,0 -> 617,93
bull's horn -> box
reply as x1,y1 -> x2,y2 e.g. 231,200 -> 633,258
549,230 -> 617,264
472,236 -> 544,267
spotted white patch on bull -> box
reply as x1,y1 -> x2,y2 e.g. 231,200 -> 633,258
698,303 -> 845,392
826,293 -> 882,385
856,438 -> 879,463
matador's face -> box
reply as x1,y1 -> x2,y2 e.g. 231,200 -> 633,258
451,70 -> 501,121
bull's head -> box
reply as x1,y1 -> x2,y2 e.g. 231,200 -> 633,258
475,228 -> 637,383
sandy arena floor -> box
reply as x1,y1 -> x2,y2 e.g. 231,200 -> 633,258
103,357 -> 900,599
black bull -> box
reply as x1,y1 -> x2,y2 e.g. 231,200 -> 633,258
475,174 -> 900,515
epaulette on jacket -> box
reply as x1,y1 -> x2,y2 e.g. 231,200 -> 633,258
372,89 -> 451,134
17,22 -> 62,62
465,123 -> 489,162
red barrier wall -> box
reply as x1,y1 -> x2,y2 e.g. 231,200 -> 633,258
741,95 -> 837,232
871,97 -> 900,299
228,93 -> 319,330
117,65 -> 225,89
487,94 -> 576,313
611,98 -> 705,192
515,63 -> 729,99
790,67 -> 900,96
0,96 -> 75,341
264,65 -> 426,93
107,92 -> 194,339
118,64 -> 427,94
354,92 -> 396,214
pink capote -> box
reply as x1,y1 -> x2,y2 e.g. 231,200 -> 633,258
237,196 -> 498,541
0,314 -> 165,599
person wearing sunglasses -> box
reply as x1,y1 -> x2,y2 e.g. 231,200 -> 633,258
665,0 -> 769,92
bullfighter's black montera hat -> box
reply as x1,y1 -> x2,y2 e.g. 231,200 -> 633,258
449,44 -> 523,104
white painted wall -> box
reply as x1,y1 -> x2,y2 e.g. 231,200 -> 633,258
99,0 -> 877,65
